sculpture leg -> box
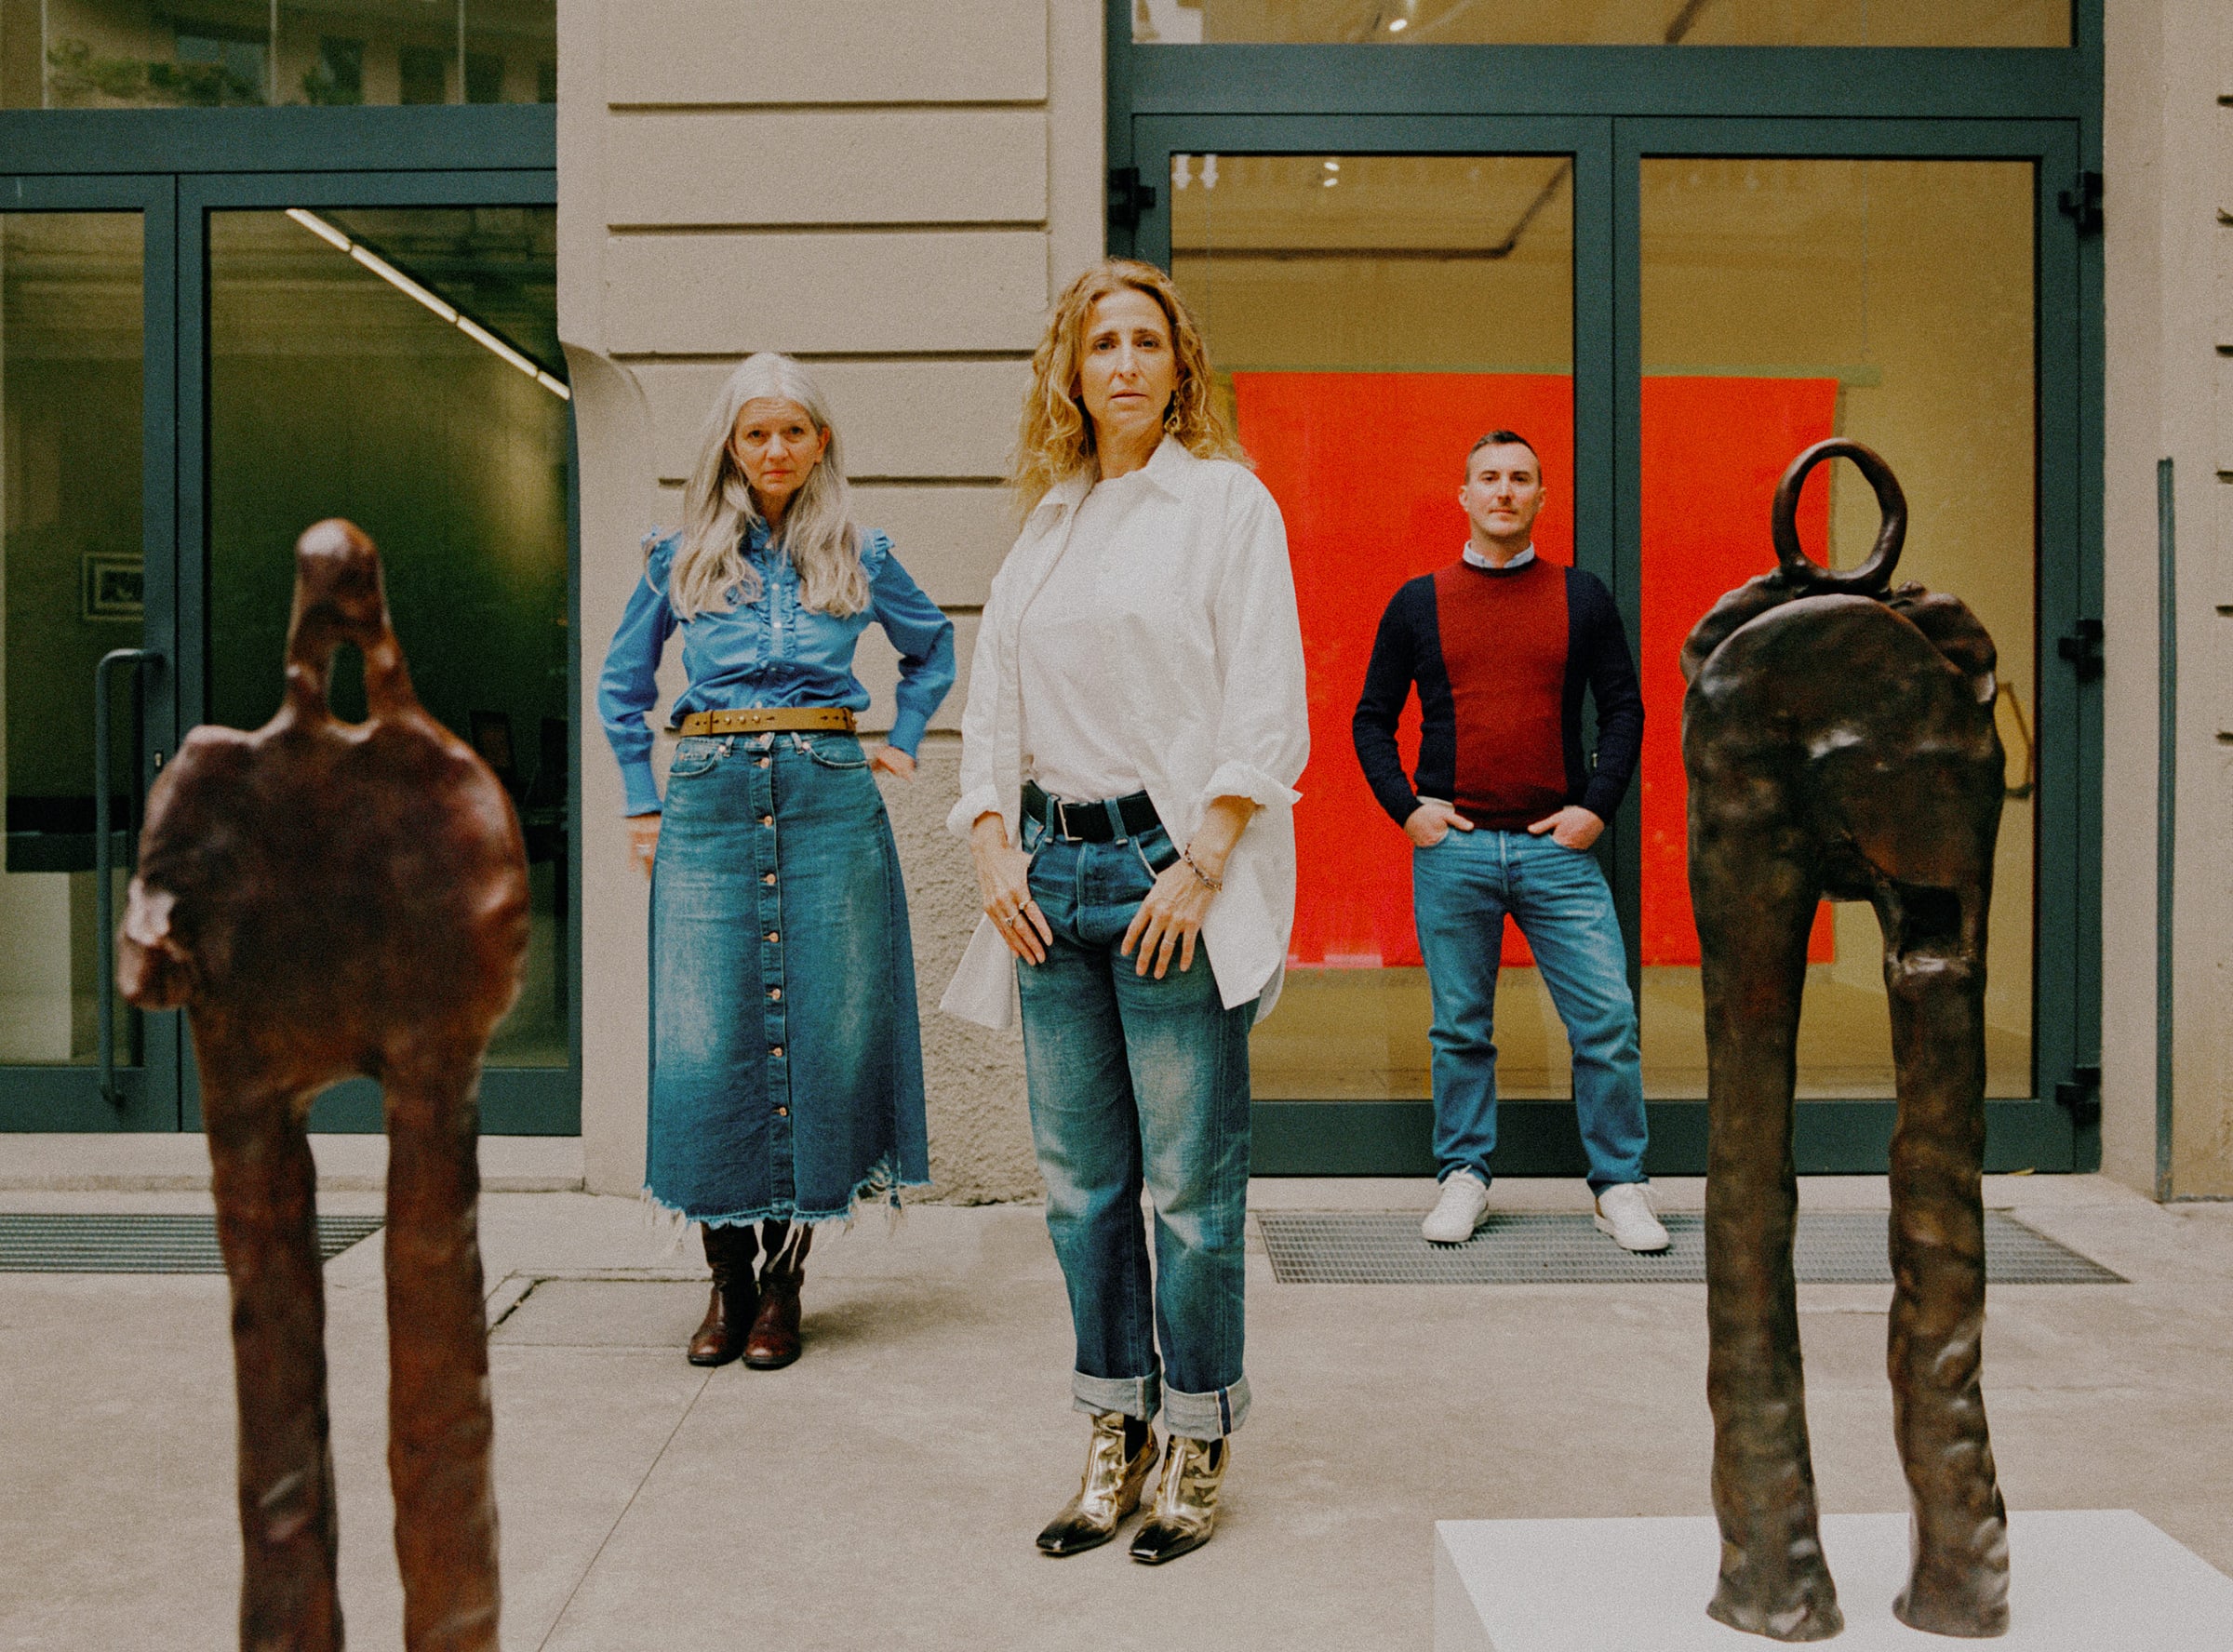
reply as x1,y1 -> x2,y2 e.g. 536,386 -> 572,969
1876,883 -> 2008,1637
205,1073 -> 341,1652
383,1058 -> 500,1652
1694,841 -> 1842,1642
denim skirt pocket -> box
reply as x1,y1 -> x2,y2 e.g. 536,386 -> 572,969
797,733 -> 871,770
666,735 -> 729,780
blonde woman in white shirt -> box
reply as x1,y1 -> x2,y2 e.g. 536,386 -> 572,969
943,259 -> 1307,1565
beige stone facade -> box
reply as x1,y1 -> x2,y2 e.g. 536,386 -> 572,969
557,0 -> 1104,1202
2103,0 -> 2233,1196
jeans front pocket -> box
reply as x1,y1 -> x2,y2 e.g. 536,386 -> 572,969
1129,822 -> 1178,882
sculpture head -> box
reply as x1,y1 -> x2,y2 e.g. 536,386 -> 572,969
283,519 -> 417,721
1678,439 -> 1995,707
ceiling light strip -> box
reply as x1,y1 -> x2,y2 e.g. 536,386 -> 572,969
285,208 -> 570,401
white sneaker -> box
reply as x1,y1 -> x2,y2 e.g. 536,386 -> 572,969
1594,1182 -> 1671,1253
1422,1170 -> 1492,1244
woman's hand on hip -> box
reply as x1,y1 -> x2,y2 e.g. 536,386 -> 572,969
625,812 -> 661,880
869,744 -> 916,780
969,812 -> 1051,965
1121,858 -> 1218,979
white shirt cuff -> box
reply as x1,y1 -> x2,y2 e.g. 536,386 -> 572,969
1200,760 -> 1302,814
946,784 -> 1004,839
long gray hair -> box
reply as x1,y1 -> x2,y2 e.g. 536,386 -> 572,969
667,353 -> 868,620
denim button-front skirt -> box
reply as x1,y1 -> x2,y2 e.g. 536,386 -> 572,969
648,731 -> 930,1226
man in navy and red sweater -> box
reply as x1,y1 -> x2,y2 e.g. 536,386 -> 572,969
1352,431 -> 1668,1252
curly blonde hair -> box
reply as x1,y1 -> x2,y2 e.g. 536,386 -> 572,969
1011,259 -> 1246,514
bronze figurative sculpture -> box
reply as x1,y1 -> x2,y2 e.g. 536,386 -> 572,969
119,520 -> 528,1651
1681,441 -> 2009,1640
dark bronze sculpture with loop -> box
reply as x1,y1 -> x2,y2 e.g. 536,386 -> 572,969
1681,440 -> 2010,1640
119,520 -> 528,1651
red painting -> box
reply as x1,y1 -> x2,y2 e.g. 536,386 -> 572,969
1232,369 -> 1838,971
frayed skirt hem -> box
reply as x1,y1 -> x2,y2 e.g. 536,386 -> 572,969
640,1165 -> 930,1251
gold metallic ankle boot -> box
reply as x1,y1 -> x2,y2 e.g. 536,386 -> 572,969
1128,1434 -> 1226,1565
1036,1412 -> 1158,1556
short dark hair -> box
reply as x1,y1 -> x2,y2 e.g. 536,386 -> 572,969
1464,429 -> 1541,480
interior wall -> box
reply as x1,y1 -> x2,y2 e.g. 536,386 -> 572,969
557,0 -> 1104,1201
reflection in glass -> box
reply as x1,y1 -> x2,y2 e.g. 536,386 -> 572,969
0,212 -> 144,1065
1171,153 -> 1575,1101
0,2 -> 555,109
207,206 -> 568,1065
1638,158 -> 2036,1099
1133,0 -> 2067,47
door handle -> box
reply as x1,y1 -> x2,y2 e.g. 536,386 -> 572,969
94,647 -> 162,1108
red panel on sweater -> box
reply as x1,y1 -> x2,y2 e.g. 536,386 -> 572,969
1433,557 -> 1571,831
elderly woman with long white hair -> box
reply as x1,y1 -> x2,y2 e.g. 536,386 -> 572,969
598,351 -> 955,1371
943,260 -> 1308,1565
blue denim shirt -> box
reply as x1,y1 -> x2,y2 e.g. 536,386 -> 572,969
597,525 -> 956,815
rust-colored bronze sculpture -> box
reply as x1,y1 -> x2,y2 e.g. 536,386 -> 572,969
1681,441 -> 2009,1641
120,520 -> 528,1651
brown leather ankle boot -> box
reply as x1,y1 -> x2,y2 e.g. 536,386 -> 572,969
687,1222 -> 758,1366
743,1223 -> 811,1369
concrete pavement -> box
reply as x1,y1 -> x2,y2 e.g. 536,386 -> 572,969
2,1167 -> 2229,1650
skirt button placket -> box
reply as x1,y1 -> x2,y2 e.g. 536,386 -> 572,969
753,735 -> 795,1205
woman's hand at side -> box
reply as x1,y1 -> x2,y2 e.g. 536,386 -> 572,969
1123,795 -> 1257,979
625,812 -> 661,880
969,812 -> 1052,964
869,744 -> 916,780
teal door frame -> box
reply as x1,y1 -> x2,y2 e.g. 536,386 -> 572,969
1116,10 -> 2106,1176
0,109 -> 574,1134
0,171 -> 184,1129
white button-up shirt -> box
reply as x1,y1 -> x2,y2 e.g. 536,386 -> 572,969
941,437 -> 1310,1030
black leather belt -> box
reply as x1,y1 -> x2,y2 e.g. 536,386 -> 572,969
1022,780 -> 1161,844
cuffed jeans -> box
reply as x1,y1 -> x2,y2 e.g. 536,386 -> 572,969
1016,819 -> 1255,1441
1411,827 -> 1648,1194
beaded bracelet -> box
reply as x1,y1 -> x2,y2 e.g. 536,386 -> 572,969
1181,848 -> 1224,893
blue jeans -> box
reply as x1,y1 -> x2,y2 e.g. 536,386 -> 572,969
1411,828 -> 1648,1193
1016,818 -> 1256,1441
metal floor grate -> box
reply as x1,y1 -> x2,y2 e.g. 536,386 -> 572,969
0,1214 -> 382,1274
1256,1210 -> 2123,1286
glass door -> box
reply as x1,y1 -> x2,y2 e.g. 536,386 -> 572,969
1131,112 -> 2086,1174
0,177 -> 180,1128
1134,114 -> 1614,1171
0,167 -> 573,1135
178,171 -> 574,1134
1617,120 -> 2085,1172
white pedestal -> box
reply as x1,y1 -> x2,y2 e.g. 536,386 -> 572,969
1435,1512 -> 2233,1651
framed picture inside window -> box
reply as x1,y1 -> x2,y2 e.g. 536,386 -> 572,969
81,553 -> 144,621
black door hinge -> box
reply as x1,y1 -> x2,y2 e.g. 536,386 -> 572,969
2057,618 -> 2104,681
2054,1064 -> 2102,1130
2058,171 -> 2104,237
1108,166 -> 1157,233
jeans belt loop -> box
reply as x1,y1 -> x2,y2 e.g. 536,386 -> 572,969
1103,798 -> 1129,843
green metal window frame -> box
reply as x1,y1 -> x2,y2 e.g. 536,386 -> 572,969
1110,5 -> 2105,1176
0,106 -> 574,1134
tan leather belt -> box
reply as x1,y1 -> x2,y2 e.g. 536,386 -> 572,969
674,707 -> 855,737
